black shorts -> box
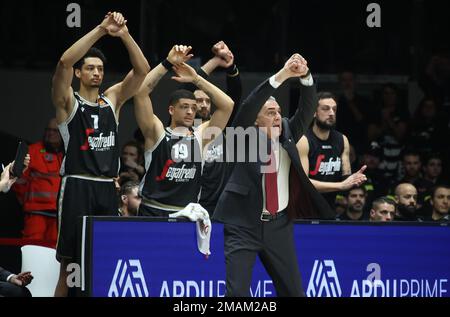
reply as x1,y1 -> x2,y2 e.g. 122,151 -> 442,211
56,176 -> 118,261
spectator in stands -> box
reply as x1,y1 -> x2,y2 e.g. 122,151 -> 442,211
409,97 -> 444,155
378,83 -> 410,135
377,119 -> 408,182
359,141 -> 392,210
418,154 -> 445,218
118,181 -> 141,217
423,185 -> 450,222
399,150 -> 422,183
12,118 -> 63,246
0,266 -> 33,297
394,183 -> 421,221
118,140 -> 145,185
334,196 -> 347,218
337,186 -> 367,221
369,196 -> 396,222
336,71 -> 375,154
375,83 -> 410,181
397,150 -> 433,209
423,153 -> 444,185
419,52 -> 450,110
297,92 -> 367,210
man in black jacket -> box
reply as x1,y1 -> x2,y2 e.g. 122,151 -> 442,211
213,54 -> 334,297
0,267 -> 33,297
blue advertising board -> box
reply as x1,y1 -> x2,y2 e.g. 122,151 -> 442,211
84,218 -> 450,297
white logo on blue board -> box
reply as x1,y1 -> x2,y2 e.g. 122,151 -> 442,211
108,259 -> 149,297
306,260 -> 342,297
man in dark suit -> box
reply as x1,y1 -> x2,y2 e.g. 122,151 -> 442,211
213,54 -> 336,297
0,266 -> 33,297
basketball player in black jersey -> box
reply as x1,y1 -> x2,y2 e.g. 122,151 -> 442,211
133,45 -> 234,216
191,41 -> 242,216
51,11 -> 150,296
297,92 -> 367,212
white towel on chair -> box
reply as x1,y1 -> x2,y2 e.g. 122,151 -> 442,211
169,203 -> 211,257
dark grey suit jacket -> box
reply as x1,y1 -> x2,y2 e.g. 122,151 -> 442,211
0,266 -> 12,282
213,78 -> 334,228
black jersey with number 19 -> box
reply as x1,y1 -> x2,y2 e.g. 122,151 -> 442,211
140,127 -> 202,209
58,92 -> 120,177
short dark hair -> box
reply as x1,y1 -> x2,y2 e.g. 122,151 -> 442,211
372,196 -> 397,210
402,149 -> 421,161
346,185 -> 367,197
167,89 -> 196,126
168,89 -> 196,107
74,47 -> 107,70
317,91 -> 338,104
424,152 -> 442,165
120,180 -> 140,196
119,181 -> 140,207
430,185 -> 450,199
